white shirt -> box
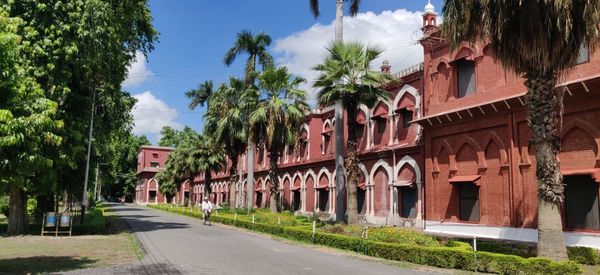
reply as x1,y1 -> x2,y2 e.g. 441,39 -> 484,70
202,200 -> 212,212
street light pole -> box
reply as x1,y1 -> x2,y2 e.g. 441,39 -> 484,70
81,90 -> 96,224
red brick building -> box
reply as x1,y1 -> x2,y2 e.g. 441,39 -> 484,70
135,63 -> 425,227
415,2 -> 600,248
135,1 -> 600,248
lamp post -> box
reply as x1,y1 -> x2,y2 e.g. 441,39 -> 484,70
81,90 -> 96,224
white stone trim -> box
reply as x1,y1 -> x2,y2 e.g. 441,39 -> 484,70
424,221 -> 600,249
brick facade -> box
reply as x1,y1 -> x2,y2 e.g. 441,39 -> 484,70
135,1 -> 600,248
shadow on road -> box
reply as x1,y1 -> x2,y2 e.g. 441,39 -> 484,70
105,203 -> 190,234
0,256 -> 97,275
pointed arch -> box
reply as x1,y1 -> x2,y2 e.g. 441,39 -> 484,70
369,159 -> 393,187
562,118 -> 600,162
304,169 -> 317,188
483,131 -> 508,165
455,135 -> 485,168
317,167 -> 331,188
395,155 -> 422,184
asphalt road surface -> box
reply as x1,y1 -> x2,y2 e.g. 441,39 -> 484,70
69,204 -> 438,275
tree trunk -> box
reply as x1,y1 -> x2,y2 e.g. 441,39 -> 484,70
247,142 -> 255,209
524,71 -> 568,261
7,185 -> 27,235
204,172 -> 212,202
335,0 -> 343,42
346,104 -> 359,224
268,150 -> 280,213
187,176 -> 194,207
229,158 -> 238,208
332,0 -> 346,223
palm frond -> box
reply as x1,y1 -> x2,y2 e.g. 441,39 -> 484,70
309,0 -> 319,18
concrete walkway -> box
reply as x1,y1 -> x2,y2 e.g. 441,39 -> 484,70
67,204 -> 441,274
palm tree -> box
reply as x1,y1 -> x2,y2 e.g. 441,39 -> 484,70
442,1 -> 600,260
195,134 -> 225,202
308,0 -> 362,222
223,30 -> 274,209
224,30 -> 273,83
157,150 -> 183,203
205,77 -> 248,209
186,80 -> 214,110
170,138 -> 203,207
249,67 -> 310,212
313,41 -> 392,224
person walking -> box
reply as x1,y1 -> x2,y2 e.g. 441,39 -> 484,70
201,197 -> 213,225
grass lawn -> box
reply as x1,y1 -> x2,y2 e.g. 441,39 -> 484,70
0,204 -> 143,274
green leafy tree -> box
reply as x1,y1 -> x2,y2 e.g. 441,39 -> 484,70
223,30 -> 274,209
158,126 -> 199,148
442,0 -> 600,260
249,67 -> 309,212
196,134 -> 225,201
3,0 -> 157,227
224,30 -> 274,83
308,0 -> 363,222
186,80 -> 214,110
0,11 -> 62,235
313,41 -> 392,224
101,133 -> 150,201
204,78 -> 248,208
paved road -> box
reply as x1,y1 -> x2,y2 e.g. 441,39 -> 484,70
70,204 -> 438,275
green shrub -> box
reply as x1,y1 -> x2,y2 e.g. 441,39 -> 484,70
320,224 -> 440,247
0,196 -> 9,218
568,246 -> 600,265
27,198 -> 37,217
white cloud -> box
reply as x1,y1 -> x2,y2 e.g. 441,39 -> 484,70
123,51 -> 154,88
273,9 -> 424,104
132,91 -> 182,139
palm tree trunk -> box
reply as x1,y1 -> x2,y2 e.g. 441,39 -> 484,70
247,142 -> 255,209
333,0 -> 346,223
7,185 -> 27,235
229,157 -> 238,208
188,176 -> 194,207
268,150 -> 280,213
204,172 -> 212,202
524,71 -> 568,261
335,0 -> 343,42
345,104 -> 359,224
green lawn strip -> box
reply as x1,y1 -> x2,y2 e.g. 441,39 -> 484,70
149,204 -> 582,274
0,233 -> 139,274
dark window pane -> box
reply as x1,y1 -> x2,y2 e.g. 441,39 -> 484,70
400,109 -> 413,128
356,124 -> 365,138
459,183 -> 479,221
400,187 -> 417,218
565,176 -> 600,229
457,59 -> 476,98
577,44 -> 590,64
377,119 -> 387,134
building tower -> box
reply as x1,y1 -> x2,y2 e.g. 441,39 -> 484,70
422,0 -> 437,35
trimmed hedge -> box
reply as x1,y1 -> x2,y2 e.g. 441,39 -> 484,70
149,204 -> 581,274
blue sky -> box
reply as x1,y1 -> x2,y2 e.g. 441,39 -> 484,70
127,0 -> 442,144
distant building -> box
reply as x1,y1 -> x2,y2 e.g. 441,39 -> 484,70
135,146 -> 175,205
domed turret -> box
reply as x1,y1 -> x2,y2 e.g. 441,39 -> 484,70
422,0 -> 438,31
424,0 -> 435,14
